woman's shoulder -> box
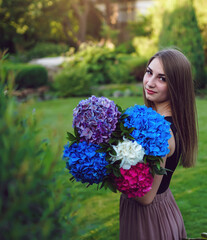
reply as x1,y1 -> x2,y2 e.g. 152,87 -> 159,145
164,116 -> 176,135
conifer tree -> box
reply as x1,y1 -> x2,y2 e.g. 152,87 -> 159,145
159,1 -> 206,89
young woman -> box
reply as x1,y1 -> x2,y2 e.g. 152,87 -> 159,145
119,48 -> 198,240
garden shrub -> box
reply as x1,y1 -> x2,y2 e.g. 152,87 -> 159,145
1,62 -> 28,80
54,66 -> 92,97
54,45 -> 148,97
159,4 -> 206,89
2,62 -> 48,89
115,40 -> 136,54
92,83 -> 143,98
124,55 -> 148,82
15,65 -> 48,89
133,36 -> 157,60
26,42 -> 69,60
0,80 -> 79,239
107,62 -> 135,84
63,45 -> 137,86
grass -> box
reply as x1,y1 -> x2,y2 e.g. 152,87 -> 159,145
24,96 -> 207,239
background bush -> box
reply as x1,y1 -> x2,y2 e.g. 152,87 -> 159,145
63,45 -> 136,85
2,62 -> 48,89
54,45 -> 147,97
15,65 -> 48,89
53,66 -> 92,97
91,83 -> 143,98
0,78 -> 79,239
159,4 -> 206,89
26,42 -> 69,61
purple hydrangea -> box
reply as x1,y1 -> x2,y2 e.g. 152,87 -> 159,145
73,95 -> 121,144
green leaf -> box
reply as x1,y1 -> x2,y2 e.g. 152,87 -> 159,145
120,122 -> 125,131
107,181 -> 117,193
99,142 -> 109,148
106,147 -> 112,151
99,179 -> 106,190
112,131 -> 121,138
86,183 -> 91,188
108,138 -> 118,144
67,132 -> 76,141
110,149 -> 117,155
165,168 -> 173,173
120,114 -> 129,119
116,104 -> 123,113
153,166 -> 167,175
74,127 -> 80,139
70,176 -> 75,181
95,148 -> 106,153
69,140 -> 76,147
126,134 -> 135,140
128,127 -> 135,133
113,168 -> 121,177
146,155 -> 162,162
156,162 -> 161,170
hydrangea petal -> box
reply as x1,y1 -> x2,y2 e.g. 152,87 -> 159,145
63,141 -> 109,185
72,96 -> 121,144
123,105 -> 171,157
114,163 -> 153,198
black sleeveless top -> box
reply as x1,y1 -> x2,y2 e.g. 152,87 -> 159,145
157,116 -> 181,194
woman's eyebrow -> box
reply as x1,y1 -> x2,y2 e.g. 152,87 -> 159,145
158,73 -> 166,77
147,66 -> 152,71
148,66 -> 165,76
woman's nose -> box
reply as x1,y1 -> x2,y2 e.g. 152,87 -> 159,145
147,76 -> 156,88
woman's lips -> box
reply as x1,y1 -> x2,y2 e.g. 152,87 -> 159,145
146,89 -> 156,94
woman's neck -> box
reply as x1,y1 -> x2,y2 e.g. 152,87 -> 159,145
154,101 -> 172,117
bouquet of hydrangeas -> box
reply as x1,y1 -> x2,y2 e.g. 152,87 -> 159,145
63,96 -> 171,198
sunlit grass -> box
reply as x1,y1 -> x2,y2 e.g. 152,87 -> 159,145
25,96 -> 207,239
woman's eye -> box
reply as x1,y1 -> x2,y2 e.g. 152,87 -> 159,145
146,69 -> 152,75
159,76 -> 166,82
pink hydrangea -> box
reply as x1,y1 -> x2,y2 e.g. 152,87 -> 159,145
114,163 -> 153,198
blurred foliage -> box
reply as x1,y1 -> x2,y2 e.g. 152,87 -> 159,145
53,44 -> 144,97
193,0 -> 207,62
53,66 -> 92,97
132,36 -> 157,59
1,0 -> 207,72
25,42 -> 69,61
127,13 -> 152,38
100,23 -> 120,45
1,62 -> 48,89
0,53 -> 79,239
15,65 -> 48,89
91,83 -> 143,98
115,40 -> 136,54
0,0 -> 102,53
159,2 -> 206,89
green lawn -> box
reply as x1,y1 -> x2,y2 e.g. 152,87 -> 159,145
25,96 -> 207,239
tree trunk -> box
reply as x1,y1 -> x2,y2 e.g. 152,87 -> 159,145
62,16 -> 79,50
104,0 -> 112,26
72,0 -> 90,44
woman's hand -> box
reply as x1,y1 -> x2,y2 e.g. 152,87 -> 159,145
135,129 -> 175,205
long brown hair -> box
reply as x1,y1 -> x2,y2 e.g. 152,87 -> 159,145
143,48 -> 198,167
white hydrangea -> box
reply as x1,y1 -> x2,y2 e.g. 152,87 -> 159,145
110,138 -> 145,170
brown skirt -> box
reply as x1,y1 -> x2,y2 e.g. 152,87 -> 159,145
119,188 -> 187,240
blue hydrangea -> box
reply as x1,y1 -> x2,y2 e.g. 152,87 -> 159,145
63,141 -> 109,185
123,105 -> 171,157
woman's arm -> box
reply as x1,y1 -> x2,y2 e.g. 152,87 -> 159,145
135,129 -> 175,205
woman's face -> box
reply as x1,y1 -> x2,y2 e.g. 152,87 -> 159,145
143,57 -> 169,104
